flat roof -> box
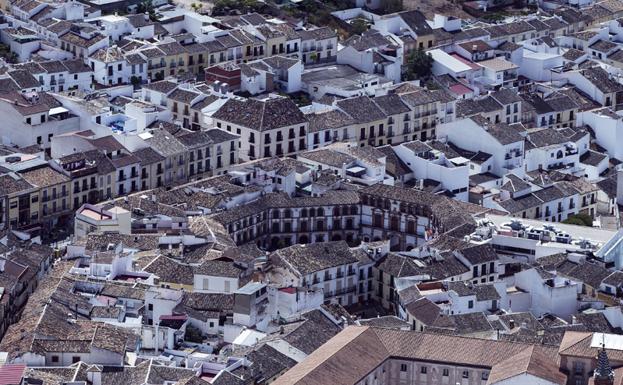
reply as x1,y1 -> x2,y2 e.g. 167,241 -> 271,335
235,281 -> 267,294
485,214 -> 616,243
592,333 -> 623,351
478,57 -> 519,71
429,49 -> 474,73
80,208 -> 112,221
49,106 -> 69,115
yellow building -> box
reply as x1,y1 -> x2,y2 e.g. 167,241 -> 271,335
20,165 -> 72,231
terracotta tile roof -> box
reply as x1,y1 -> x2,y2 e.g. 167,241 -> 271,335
273,326 -> 561,385
487,345 -> 567,385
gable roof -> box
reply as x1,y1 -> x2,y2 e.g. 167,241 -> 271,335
273,326 -> 560,385
212,97 -> 307,131
487,345 -> 567,385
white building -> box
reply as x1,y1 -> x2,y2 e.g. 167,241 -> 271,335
0,92 -> 80,149
393,140 -> 469,201
74,204 -> 131,238
240,56 -> 302,95
578,108 -> 623,161
513,267 -> 579,321
436,116 -> 525,177
89,46 -> 131,86
337,30 -> 403,83
193,260 -> 244,294
297,143 -> 387,186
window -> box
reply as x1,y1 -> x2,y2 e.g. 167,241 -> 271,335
442,368 -> 449,377
420,366 -> 427,374
462,370 -> 469,379
482,372 -> 489,381
400,364 -> 407,372
148,304 -> 153,311
51,356 -> 59,363
468,300 -> 474,309
72,356 -> 80,363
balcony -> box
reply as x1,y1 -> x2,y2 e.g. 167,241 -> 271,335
334,286 -> 356,296
503,72 -> 518,81
148,62 -> 165,70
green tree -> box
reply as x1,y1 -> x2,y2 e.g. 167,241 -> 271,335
212,0 -> 261,16
130,76 -> 141,88
381,0 -> 403,13
351,19 -> 368,35
190,2 -> 202,12
562,213 -> 594,227
405,48 -> 433,80
184,325 -> 203,343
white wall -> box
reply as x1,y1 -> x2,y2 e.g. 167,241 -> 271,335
578,110 -> 623,161
492,373 -> 564,385
194,274 -> 239,294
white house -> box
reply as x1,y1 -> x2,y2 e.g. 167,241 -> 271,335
240,56 -> 302,95
429,49 -> 483,86
193,260 -> 244,294
74,204 -> 131,238
89,46 -> 130,86
0,27 -> 41,62
518,51 -> 563,82
297,143 -> 387,186
513,267 -> 579,321
337,30 -> 403,83
476,57 -> 519,89
436,116 -> 525,177
524,128 -> 582,174
0,92 -> 80,149
393,140 -> 469,201
578,108 -> 623,161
